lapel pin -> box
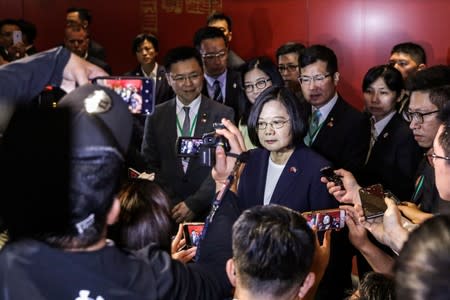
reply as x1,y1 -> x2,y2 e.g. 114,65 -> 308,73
289,166 -> 297,173
233,83 -> 237,89
327,118 -> 334,127
383,132 -> 389,138
201,113 -> 208,123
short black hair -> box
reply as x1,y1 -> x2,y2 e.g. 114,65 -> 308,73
362,65 -> 404,98
0,19 -> 19,31
163,46 -> 203,73
300,44 -> 338,74
275,42 -> 305,61
406,65 -> 450,93
193,26 -> 228,50
232,205 -> 315,297
206,12 -> 232,31
66,7 -> 92,24
131,33 -> 159,53
391,42 -> 427,65
247,86 -> 306,147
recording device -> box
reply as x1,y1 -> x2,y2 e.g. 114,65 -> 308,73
12,30 -> 22,45
182,222 -> 205,248
128,167 -> 140,178
359,184 -> 387,219
303,208 -> 346,231
176,127 -> 230,167
92,76 -> 154,115
320,166 -> 343,188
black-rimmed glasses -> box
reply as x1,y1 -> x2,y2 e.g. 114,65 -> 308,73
402,110 -> 439,124
243,78 -> 271,93
278,64 -> 298,73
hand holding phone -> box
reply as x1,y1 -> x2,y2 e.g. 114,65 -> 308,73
320,166 -> 344,188
359,184 -> 387,219
13,30 -> 22,45
182,222 -> 205,248
303,208 -> 346,231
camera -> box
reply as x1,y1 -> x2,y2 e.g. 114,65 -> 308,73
176,130 -> 230,167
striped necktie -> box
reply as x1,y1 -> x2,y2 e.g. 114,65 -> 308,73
213,80 -> 223,103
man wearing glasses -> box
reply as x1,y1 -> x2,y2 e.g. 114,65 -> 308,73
402,66 -> 450,214
141,46 -> 234,225
276,42 -> 305,95
299,45 -> 370,300
300,44 -> 370,174
194,27 -> 240,120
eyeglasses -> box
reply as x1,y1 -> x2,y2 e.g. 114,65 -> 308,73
243,78 -> 271,93
278,64 -> 298,73
257,119 -> 290,130
425,152 -> 450,167
298,73 -> 332,85
170,73 -> 202,84
202,50 -> 227,61
402,110 -> 439,124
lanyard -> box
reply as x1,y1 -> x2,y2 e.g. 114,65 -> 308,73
412,175 -> 424,203
176,113 -> 198,136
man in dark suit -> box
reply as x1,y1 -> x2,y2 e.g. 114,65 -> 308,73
66,7 -> 106,61
299,45 -> 369,300
141,46 -> 234,224
206,12 -> 245,70
300,45 -> 370,173
124,33 -> 174,105
194,27 -> 241,121
64,27 -> 111,74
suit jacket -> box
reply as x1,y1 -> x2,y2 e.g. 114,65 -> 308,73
237,144 -> 336,212
88,39 -> 106,61
227,49 -> 245,70
237,144 -> 353,300
311,95 -> 370,173
359,113 -> 423,201
124,65 -> 175,105
141,95 -> 235,219
202,69 -> 241,122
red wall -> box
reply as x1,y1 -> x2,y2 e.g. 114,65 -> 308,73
2,0 -> 449,109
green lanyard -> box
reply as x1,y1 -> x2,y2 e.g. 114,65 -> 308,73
176,113 -> 198,137
412,175 -> 424,202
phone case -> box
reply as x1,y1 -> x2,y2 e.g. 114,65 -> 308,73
182,222 -> 205,247
359,185 -> 387,219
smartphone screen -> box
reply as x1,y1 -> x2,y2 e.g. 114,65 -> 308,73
13,30 -> 22,45
303,208 -> 346,231
359,185 -> 387,219
92,76 -> 154,115
182,222 -> 205,248
176,137 -> 203,157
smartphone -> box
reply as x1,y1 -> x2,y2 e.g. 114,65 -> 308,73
359,184 -> 387,219
92,76 -> 154,115
176,137 -> 203,157
303,208 -> 346,231
13,30 -> 22,45
320,166 -> 343,187
182,222 -> 205,248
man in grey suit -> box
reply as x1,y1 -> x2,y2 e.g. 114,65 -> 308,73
141,46 -> 234,224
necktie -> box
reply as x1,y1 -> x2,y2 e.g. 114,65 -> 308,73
213,80 -> 223,103
304,110 -> 322,146
182,106 -> 190,136
365,117 -> 377,164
